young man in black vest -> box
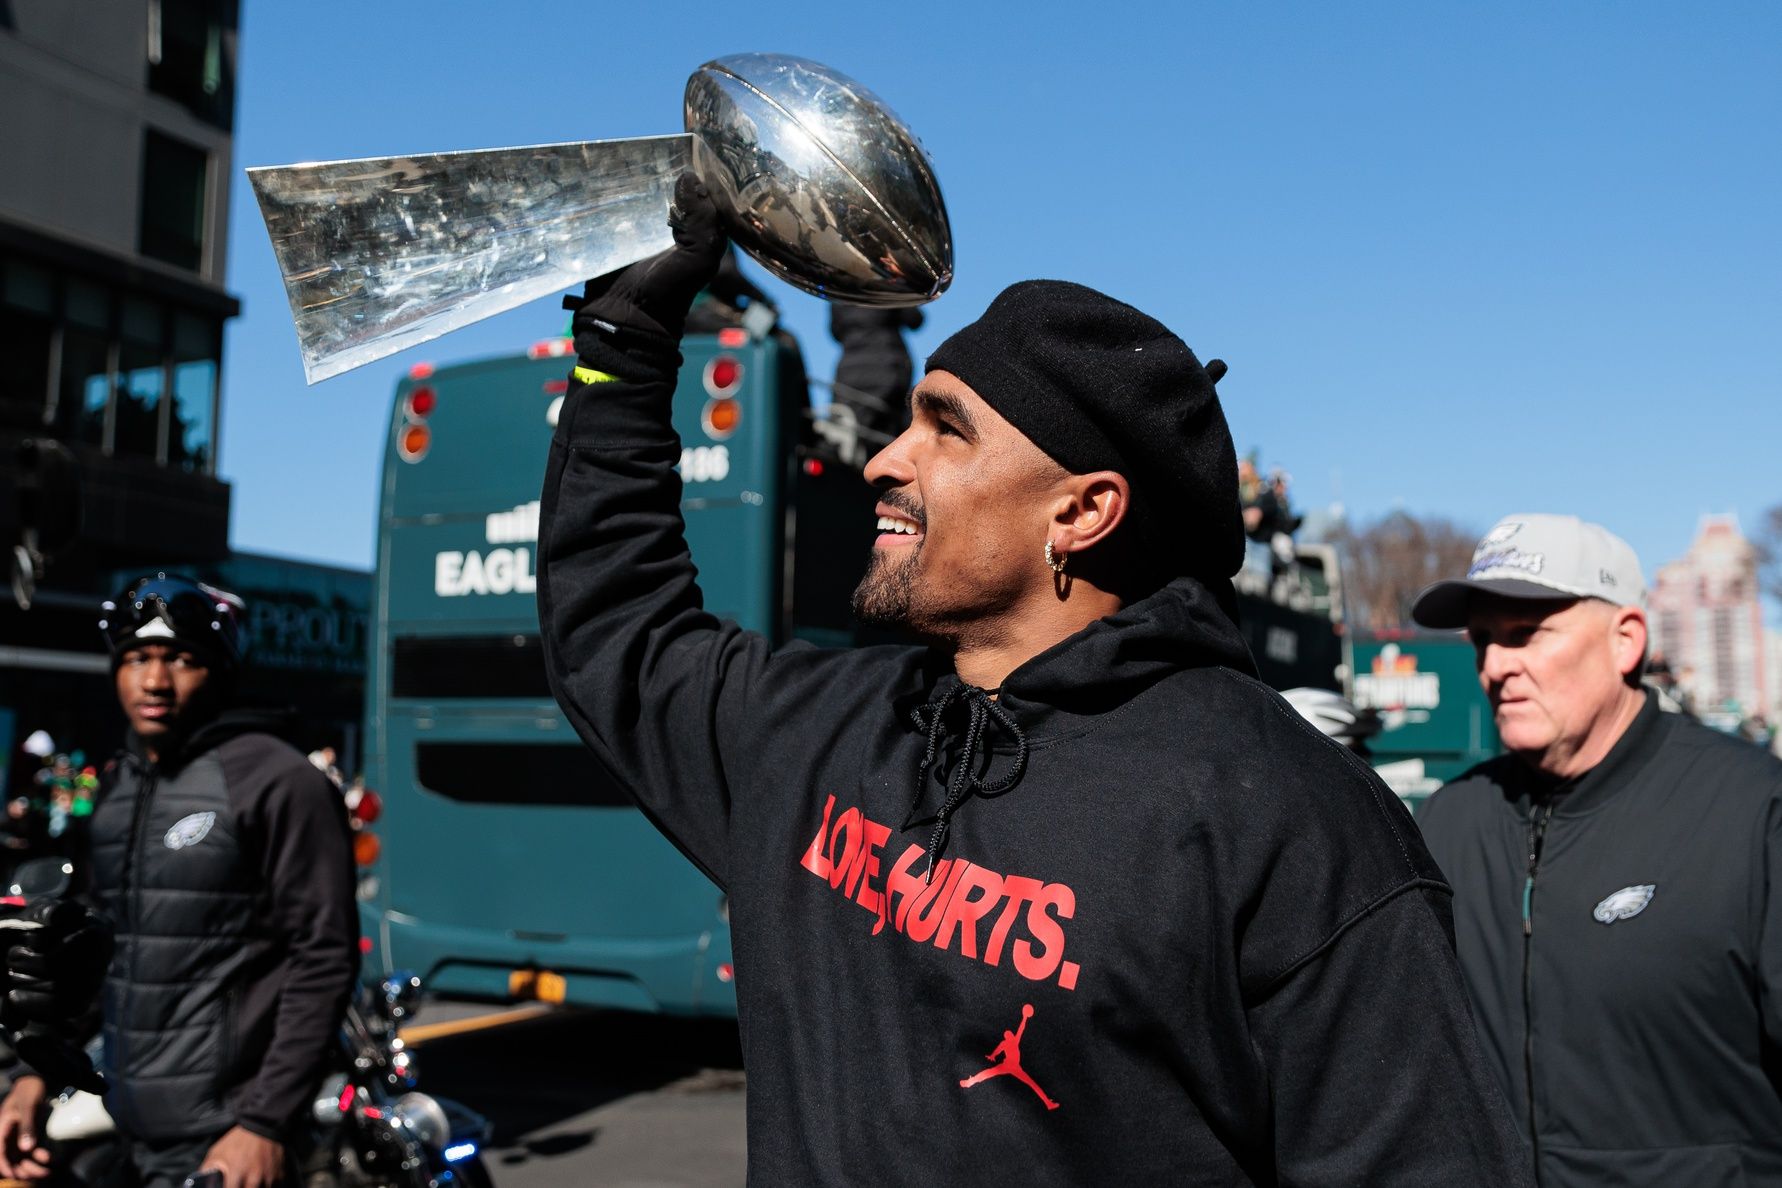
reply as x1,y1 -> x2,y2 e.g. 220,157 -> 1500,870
0,574 -> 359,1188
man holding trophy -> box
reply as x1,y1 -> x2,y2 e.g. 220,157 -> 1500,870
535,171 -> 1527,1184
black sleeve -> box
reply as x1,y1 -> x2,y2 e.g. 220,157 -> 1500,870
233,761 -> 359,1140
537,339 -> 790,892
1246,885 -> 1533,1187
1757,789 -> 1782,1050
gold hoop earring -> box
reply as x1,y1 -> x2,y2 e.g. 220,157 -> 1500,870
1045,540 -> 1068,575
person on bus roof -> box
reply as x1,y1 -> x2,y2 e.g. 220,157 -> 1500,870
537,174 -> 1528,1187
0,573 -> 358,1188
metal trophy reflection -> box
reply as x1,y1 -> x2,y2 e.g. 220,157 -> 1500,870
248,53 -> 953,384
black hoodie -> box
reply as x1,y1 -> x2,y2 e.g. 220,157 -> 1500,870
539,362 -> 1529,1186
81,709 -> 359,1143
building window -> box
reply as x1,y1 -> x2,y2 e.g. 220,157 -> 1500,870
140,131 -> 208,272
0,260 -> 55,431
147,0 -> 236,130
3,256 -> 223,474
114,299 -> 166,461
169,312 -> 218,471
58,280 -> 113,448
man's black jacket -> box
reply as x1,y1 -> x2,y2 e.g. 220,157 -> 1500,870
1419,694 -> 1782,1186
79,711 -> 359,1143
537,347 -> 1528,1186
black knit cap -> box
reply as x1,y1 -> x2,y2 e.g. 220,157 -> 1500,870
924,280 -> 1243,583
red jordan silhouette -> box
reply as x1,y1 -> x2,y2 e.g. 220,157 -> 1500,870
959,1004 -> 1060,1110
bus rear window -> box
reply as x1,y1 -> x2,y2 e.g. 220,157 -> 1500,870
392,635 -> 550,699
414,742 -> 632,807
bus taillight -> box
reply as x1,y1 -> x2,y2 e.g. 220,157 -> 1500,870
353,831 -> 382,866
400,378 -> 436,463
702,355 -> 743,440
398,423 -> 431,462
704,355 -> 742,395
349,786 -> 382,826
703,398 -> 741,440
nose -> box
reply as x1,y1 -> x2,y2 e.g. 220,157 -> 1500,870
139,658 -> 173,690
863,426 -> 917,490
1477,641 -> 1518,690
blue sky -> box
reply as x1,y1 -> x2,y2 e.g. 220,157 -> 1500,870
221,1 -> 1782,583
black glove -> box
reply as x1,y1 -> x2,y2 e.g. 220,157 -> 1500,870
1,900 -> 111,1095
565,172 -> 727,363
5,900 -> 111,1023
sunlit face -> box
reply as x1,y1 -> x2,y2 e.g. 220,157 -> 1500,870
853,371 -> 1068,641
115,642 -> 214,746
1466,596 -> 1643,775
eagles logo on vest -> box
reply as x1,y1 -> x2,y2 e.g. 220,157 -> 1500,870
164,811 -> 216,851
1592,884 -> 1655,924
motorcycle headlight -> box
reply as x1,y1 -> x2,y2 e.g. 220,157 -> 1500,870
389,1092 -> 451,1150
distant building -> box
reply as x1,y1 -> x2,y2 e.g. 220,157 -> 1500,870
1647,515 -> 1772,725
1,0 -> 243,771
0,5 -> 370,783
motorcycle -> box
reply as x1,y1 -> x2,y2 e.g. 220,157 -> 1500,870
7,858 -> 492,1188
312,971 -> 494,1188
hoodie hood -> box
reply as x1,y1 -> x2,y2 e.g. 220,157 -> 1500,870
1000,574 -> 1256,727
126,706 -> 304,773
903,575 -> 1257,874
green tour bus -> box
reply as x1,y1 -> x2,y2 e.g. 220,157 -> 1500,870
356,318 -> 1351,1017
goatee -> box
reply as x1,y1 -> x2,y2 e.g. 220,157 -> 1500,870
851,545 -> 918,628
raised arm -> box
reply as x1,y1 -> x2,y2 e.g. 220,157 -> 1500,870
537,175 -> 766,890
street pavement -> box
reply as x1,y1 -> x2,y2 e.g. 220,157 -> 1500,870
408,1002 -> 746,1188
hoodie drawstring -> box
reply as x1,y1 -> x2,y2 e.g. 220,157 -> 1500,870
908,684 -> 1029,881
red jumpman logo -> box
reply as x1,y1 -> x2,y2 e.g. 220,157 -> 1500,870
959,1004 -> 1060,1110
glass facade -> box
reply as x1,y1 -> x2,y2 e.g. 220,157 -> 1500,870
0,255 -> 223,473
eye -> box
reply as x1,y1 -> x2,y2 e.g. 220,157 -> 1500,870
935,418 -> 962,439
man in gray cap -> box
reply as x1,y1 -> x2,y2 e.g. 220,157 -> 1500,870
1414,514 -> 1782,1187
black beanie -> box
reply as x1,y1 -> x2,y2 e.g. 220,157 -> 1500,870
924,280 -> 1243,583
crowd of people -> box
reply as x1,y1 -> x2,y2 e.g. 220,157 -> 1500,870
3,737 -> 99,881
1,179 -> 1778,1188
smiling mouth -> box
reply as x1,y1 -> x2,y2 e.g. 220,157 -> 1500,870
874,502 -> 924,546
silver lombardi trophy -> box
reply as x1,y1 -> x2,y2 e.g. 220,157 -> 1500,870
248,54 -> 953,384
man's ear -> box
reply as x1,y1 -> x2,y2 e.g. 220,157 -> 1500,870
1049,471 -> 1130,558
1611,606 -> 1648,680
